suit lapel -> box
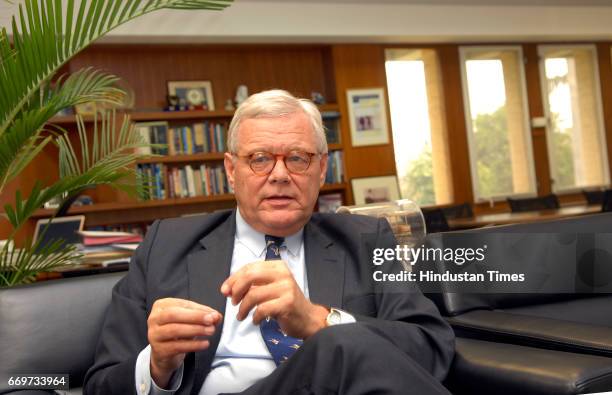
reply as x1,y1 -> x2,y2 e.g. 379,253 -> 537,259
304,220 -> 345,308
187,210 -> 235,395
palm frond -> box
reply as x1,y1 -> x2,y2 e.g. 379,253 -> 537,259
0,68 -> 124,190
3,110 -> 153,234
0,0 -> 233,286
0,0 -> 233,135
0,239 -> 80,286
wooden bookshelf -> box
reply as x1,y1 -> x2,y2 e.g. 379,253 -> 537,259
321,183 -> 347,192
32,194 -> 237,227
32,194 -> 236,217
49,105 -> 338,125
2,44 -> 355,243
31,184 -> 348,219
137,152 -> 225,164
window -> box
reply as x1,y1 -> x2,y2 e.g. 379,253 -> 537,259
385,49 -> 452,206
460,46 -> 536,201
539,45 -> 609,191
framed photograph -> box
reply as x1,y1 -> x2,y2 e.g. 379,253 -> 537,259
318,193 -> 343,213
351,175 -> 400,205
167,80 -> 215,110
346,88 -> 389,147
74,101 -> 98,116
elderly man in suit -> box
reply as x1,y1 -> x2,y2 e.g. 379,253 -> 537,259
84,90 -> 454,395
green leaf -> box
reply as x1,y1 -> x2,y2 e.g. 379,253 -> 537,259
0,0 -> 233,136
0,0 -> 234,286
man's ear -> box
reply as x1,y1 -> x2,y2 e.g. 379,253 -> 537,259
224,152 -> 236,189
319,153 -> 328,187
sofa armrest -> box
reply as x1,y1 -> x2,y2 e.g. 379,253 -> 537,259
446,338 -> 612,395
447,310 -> 612,357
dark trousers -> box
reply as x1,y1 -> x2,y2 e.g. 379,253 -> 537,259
230,323 -> 451,395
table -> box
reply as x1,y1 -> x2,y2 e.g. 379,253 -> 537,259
447,205 -> 602,230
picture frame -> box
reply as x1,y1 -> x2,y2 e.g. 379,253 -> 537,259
74,101 -> 98,116
351,175 -> 400,205
346,88 -> 389,147
167,80 -> 215,110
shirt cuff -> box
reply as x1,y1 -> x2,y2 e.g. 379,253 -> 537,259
135,344 -> 184,395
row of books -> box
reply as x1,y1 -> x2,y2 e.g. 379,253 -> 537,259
136,163 -> 231,200
325,150 -> 344,184
135,121 -> 228,156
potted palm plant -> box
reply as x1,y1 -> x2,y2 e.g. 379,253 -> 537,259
0,0 -> 233,286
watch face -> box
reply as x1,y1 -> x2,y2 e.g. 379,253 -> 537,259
186,88 -> 205,105
328,309 -> 341,325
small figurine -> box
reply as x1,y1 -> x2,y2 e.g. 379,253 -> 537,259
311,91 -> 326,105
167,94 -> 179,107
235,85 -> 249,107
224,99 -> 235,111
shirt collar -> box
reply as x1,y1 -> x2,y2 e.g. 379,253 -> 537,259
235,208 -> 303,259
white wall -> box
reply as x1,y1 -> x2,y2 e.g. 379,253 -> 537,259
2,1 -> 612,43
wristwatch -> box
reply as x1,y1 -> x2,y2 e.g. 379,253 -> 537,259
325,307 -> 356,326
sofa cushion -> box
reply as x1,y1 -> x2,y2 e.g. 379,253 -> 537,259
424,213 -> 612,316
0,273 -> 124,392
447,338 -> 612,395
509,295 -> 612,328
448,310 -> 612,357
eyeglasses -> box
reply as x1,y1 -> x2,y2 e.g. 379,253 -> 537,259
233,151 -> 319,175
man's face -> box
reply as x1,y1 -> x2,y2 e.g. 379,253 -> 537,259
224,112 -> 328,236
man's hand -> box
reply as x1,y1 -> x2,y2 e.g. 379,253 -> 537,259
147,298 -> 222,388
220,260 -> 329,339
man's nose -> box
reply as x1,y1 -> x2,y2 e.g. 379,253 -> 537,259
268,157 -> 290,183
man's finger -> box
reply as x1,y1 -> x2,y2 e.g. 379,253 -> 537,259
252,299 -> 284,325
236,283 -> 282,321
155,298 -> 217,312
154,307 -> 220,326
151,323 -> 216,342
229,268 -> 278,306
221,260 -> 284,296
153,339 -> 211,355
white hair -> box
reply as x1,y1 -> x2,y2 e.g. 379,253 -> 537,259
227,89 -> 328,154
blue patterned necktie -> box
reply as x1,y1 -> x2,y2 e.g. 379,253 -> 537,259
260,235 -> 303,365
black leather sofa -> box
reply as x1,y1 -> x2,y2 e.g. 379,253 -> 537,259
429,212 -> 612,394
4,213 -> 612,395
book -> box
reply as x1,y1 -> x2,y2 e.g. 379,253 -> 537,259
153,123 -> 169,155
194,123 -> 205,153
185,165 -> 196,197
322,112 -> 341,144
78,230 -> 137,237
135,125 -> 152,155
167,128 -> 176,156
83,235 -> 143,246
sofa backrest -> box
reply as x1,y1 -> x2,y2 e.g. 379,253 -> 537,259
0,272 -> 124,391
425,212 -> 612,316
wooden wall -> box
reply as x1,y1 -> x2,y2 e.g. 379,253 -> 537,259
338,41 -> 612,213
69,44 -> 337,111
4,40 -> 612,244
332,45 -> 397,204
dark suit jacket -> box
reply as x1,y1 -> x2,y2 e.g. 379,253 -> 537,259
84,210 -> 455,395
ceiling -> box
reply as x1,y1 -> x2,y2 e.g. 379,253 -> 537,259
239,0 -> 612,5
